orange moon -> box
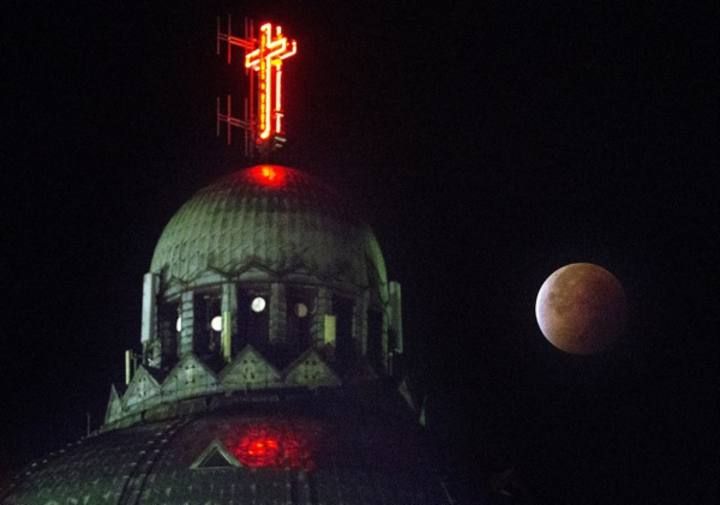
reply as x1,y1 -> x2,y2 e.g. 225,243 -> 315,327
535,263 -> 627,355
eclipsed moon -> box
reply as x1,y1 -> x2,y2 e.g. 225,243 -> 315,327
535,263 -> 627,355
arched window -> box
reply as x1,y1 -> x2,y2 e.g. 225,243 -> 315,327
287,286 -> 315,354
194,290 -> 222,357
236,285 -> 270,350
157,299 -> 179,368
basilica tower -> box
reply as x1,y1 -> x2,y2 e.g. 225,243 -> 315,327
0,165 -> 452,505
105,164 -> 403,429
0,14 -> 454,504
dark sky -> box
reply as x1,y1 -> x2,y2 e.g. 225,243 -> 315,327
3,1 -> 717,503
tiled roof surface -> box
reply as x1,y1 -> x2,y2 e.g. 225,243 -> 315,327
2,391 -> 450,505
150,166 -> 387,290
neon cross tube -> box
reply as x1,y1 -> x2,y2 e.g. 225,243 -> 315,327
245,23 -> 297,141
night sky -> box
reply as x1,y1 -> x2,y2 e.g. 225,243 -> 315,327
3,1 -> 717,503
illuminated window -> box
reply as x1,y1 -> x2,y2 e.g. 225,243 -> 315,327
287,287 -> 315,353
251,296 -> 266,313
237,287 -> 270,350
294,302 -> 308,318
195,291 -> 221,356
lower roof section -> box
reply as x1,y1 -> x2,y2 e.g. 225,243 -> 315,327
1,387 -> 452,505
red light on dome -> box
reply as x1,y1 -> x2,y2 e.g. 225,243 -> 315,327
237,432 -> 281,467
231,423 -> 315,470
249,165 -> 288,187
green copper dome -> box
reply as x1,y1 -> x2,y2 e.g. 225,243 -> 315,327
150,165 -> 387,296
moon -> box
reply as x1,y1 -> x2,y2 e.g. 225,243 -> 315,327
535,263 -> 626,355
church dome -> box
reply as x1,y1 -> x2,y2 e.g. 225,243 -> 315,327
1,390 -> 451,504
150,165 -> 387,296
1,167 -> 422,505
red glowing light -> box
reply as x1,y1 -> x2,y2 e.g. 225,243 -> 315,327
248,165 -> 288,187
245,23 -> 297,142
237,433 -> 281,467
231,424 -> 314,470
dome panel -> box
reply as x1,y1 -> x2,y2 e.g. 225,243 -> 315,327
2,393 -> 451,505
150,166 -> 387,294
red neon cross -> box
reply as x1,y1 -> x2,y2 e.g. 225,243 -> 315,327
245,23 -> 297,142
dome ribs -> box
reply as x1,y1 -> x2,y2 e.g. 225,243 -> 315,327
150,166 -> 385,288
